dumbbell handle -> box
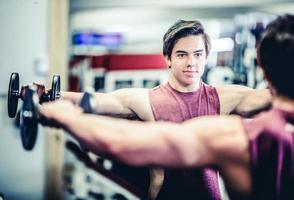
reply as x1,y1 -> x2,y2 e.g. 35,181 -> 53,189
39,90 -> 52,103
20,85 -> 49,101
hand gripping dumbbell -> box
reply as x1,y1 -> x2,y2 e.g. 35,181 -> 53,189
7,72 -> 61,118
20,86 -> 96,151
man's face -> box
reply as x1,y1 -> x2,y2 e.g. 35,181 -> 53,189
166,35 -> 207,87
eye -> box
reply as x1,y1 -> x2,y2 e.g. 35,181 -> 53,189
177,54 -> 186,58
194,53 -> 203,57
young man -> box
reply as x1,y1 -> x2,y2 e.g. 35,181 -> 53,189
61,20 -> 270,121
32,20 -> 270,199
54,20 -> 270,199
41,14 -> 294,200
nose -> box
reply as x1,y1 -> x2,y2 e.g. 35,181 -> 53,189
187,54 -> 196,67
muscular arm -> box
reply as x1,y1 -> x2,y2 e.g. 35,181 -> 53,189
61,88 -> 154,121
217,85 -> 272,117
41,100 -> 251,195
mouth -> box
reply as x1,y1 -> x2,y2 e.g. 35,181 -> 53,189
183,70 -> 198,74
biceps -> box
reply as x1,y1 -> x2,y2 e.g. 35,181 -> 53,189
95,92 -> 133,116
220,96 -> 242,114
220,88 -> 256,114
235,89 -> 271,114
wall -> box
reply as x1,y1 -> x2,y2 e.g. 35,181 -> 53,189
0,0 -> 48,199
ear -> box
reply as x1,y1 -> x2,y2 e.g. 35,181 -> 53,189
164,56 -> 171,68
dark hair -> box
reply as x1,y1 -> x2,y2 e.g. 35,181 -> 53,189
163,20 -> 211,59
258,14 -> 294,99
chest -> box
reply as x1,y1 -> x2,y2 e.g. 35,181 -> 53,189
154,91 -> 219,122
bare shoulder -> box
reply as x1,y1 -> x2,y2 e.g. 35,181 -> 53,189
216,84 -> 253,96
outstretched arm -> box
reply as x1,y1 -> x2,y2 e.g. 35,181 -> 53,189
40,100 -> 248,167
41,100 -> 252,195
217,85 -> 272,117
61,88 -> 153,120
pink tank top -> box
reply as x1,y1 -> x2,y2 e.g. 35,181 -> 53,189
149,82 -> 221,200
239,109 -> 294,200
149,82 -> 220,122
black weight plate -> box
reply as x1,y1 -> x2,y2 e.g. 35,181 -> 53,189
20,88 -> 39,151
50,75 -> 60,101
8,73 -> 19,118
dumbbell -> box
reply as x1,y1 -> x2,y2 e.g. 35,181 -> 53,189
20,86 -> 96,151
7,72 -> 61,118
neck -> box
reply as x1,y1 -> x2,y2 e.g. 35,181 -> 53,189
168,77 -> 201,92
273,95 -> 294,112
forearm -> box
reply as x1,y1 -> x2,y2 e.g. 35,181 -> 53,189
61,91 -> 83,103
61,91 -> 133,117
53,112 -> 201,167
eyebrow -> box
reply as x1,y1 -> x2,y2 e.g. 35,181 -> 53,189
175,49 -> 204,54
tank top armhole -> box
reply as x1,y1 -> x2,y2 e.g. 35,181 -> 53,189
148,89 -> 159,121
212,86 -> 221,115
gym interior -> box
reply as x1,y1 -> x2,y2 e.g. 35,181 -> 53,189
0,0 -> 293,200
